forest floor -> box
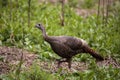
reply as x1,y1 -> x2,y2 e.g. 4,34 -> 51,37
0,46 -> 120,75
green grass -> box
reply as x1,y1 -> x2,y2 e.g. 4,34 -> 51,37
0,64 -> 120,80
0,0 -> 120,80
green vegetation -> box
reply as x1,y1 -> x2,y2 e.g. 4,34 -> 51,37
0,0 -> 120,80
0,64 -> 120,80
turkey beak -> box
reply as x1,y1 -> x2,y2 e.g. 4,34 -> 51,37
35,24 -> 38,28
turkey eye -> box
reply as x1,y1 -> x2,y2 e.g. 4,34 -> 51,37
38,24 -> 41,26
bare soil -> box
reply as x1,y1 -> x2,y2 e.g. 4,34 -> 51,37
0,46 -> 37,75
0,46 -> 120,75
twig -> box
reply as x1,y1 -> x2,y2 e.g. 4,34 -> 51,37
102,0 -> 105,26
15,50 -> 24,80
60,0 -> 65,26
97,0 -> 100,27
105,0 -> 109,26
9,0 -> 12,21
28,0 -> 31,27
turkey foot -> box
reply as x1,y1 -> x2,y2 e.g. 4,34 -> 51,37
57,58 -> 71,69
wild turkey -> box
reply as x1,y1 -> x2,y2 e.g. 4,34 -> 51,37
35,23 -> 104,68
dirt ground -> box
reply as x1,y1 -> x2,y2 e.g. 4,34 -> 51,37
0,46 -> 38,75
0,46 -> 120,75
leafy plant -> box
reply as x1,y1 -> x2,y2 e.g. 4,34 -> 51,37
0,0 -> 120,80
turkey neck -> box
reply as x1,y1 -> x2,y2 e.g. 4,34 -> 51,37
41,27 -> 50,41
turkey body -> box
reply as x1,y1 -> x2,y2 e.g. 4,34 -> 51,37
46,36 -> 86,59
35,23 -> 104,68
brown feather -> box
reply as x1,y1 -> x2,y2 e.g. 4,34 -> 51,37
82,45 -> 104,61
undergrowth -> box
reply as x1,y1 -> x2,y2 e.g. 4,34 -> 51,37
0,0 -> 120,80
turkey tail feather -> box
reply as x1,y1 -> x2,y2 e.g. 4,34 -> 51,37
83,46 -> 104,61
